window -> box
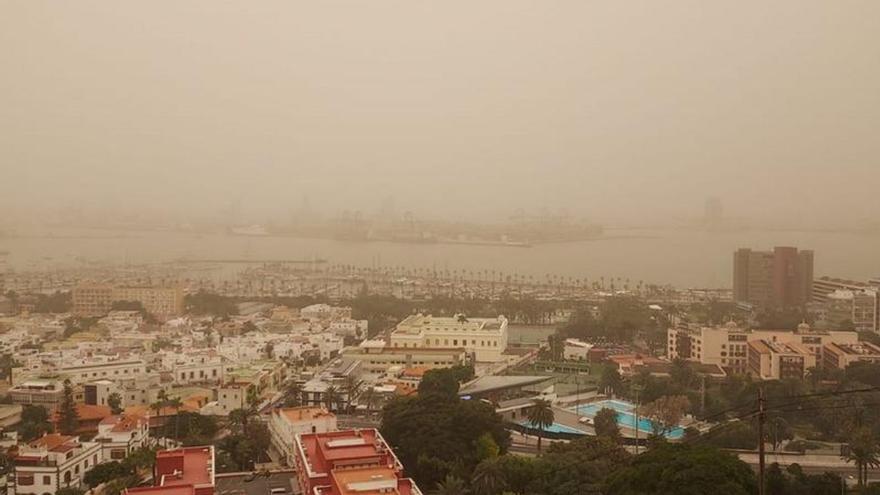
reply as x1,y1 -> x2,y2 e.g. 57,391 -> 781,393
42,476 -> 51,485
17,475 -> 34,486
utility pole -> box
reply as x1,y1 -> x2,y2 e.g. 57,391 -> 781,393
758,387 -> 766,495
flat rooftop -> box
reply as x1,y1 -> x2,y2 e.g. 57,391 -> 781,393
322,467 -> 418,495
830,342 -> 880,356
157,447 -> 214,488
299,429 -> 397,476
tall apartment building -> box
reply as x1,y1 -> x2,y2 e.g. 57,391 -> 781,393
389,314 -> 508,362
668,322 -> 857,375
73,282 -> 184,318
733,247 -> 813,309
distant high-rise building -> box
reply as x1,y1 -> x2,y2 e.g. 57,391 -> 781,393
733,246 -> 814,309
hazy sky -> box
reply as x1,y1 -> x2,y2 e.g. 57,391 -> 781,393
2,1 -> 879,226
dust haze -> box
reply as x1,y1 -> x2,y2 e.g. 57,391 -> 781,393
2,0 -> 879,229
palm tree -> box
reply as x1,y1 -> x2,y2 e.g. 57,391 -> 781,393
324,385 -> 339,412
433,475 -> 468,495
527,399 -> 554,452
471,458 -> 506,495
528,399 -> 556,452
360,387 -> 377,413
167,397 -> 183,439
284,381 -> 303,407
844,428 -> 880,487
343,376 -> 362,412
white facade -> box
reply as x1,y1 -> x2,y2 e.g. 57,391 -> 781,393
94,414 -> 151,461
389,314 -> 508,362
268,407 -> 337,466
563,339 -> 593,361
61,360 -> 147,386
7,434 -> 102,495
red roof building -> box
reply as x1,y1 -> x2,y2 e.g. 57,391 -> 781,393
124,446 -> 215,495
316,466 -> 422,495
293,429 -> 408,495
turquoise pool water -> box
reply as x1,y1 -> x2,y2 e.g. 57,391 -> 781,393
572,399 -> 685,440
518,420 -> 588,435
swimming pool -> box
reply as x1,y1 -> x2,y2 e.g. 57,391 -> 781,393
572,399 -> 685,439
517,420 -> 588,435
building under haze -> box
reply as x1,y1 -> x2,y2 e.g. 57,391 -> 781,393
733,246 -> 814,309
72,282 -> 184,319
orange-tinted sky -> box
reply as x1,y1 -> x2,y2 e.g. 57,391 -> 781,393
2,1 -> 879,226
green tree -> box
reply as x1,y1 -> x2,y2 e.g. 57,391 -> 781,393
527,399 -> 555,453
419,367 -> 470,398
107,392 -> 123,414
83,461 -> 129,488
843,427 -> 880,487
122,446 -> 159,473
639,395 -> 689,437
58,379 -> 79,435
493,455 -> 538,495
381,392 -> 510,488
475,432 -> 500,461
324,385 -> 339,411
471,458 -> 507,495
598,366 -> 622,396
593,407 -> 621,443
343,375 -> 362,412
528,437 -> 630,495
605,443 -> 757,495
18,405 -> 53,441
283,381 -> 303,408
167,396 -> 183,438
433,475 -> 468,495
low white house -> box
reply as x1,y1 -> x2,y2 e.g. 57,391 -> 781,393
7,434 -> 101,495
93,413 -> 151,461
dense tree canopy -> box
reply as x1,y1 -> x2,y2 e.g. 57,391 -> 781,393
604,443 -> 757,495
381,382 -> 510,488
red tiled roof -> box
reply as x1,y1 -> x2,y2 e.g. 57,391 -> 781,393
30,433 -> 75,451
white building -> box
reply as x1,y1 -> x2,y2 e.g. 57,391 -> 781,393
389,314 -> 508,362
7,434 -> 102,495
342,340 -> 467,376
163,352 -> 224,385
61,360 -> 148,386
93,413 -> 151,461
563,339 -> 594,361
300,304 -> 351,322
268,407 -> 337,466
